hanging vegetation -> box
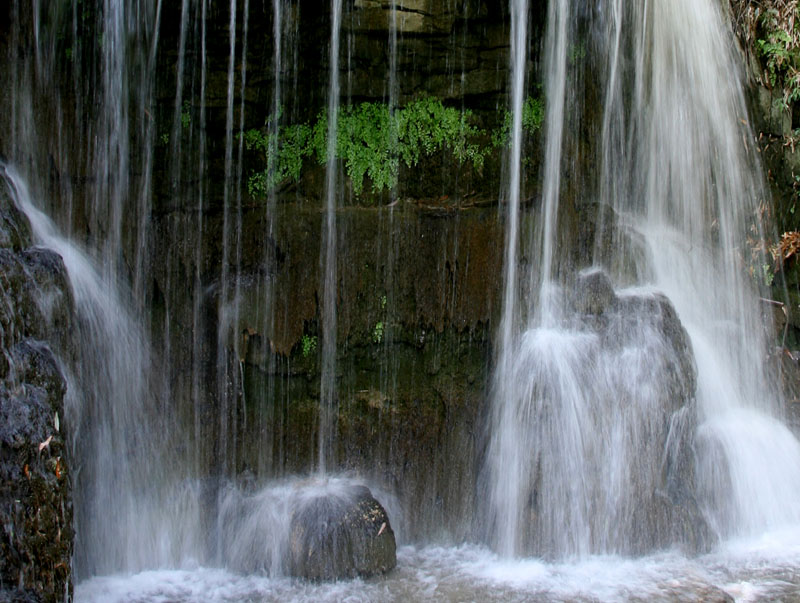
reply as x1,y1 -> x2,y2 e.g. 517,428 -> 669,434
243,96 -> 543,198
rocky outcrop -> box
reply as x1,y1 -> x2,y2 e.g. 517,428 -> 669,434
728,0 -> 800,418
0,181 -> 73,601
569,270 -> 711,554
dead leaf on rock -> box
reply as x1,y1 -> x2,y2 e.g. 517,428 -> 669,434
38,435 -> 53,453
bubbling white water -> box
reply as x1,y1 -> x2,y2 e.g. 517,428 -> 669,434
76,532 -> 800,603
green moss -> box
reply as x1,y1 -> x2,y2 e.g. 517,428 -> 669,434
301,334 -> 318,358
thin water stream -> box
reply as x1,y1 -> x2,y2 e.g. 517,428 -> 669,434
319,0 -> 344,474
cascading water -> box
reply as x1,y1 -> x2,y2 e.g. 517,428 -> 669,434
487,0 -> 800,560
599,0 -> 800,539
2,164 -> 199,578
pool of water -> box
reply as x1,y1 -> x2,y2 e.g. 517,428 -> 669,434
76,527 -> 800,602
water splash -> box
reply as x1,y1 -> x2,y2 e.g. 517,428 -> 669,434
76,534 -> 800,602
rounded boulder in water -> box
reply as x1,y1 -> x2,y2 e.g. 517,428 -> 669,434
289,484 -> 396,581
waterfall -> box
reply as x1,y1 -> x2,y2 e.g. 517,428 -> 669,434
600,0 -> 800,539
319,0 -> 344,474
3,0 -> 179,577
487,0 -> 800,559
6,0 -> 800,599
488,0 -> 531,558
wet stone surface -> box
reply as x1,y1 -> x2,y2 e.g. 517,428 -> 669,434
289,484 -> 397,581
0,182 -> 73,602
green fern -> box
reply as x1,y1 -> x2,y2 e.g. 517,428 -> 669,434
245,95 -> 543,198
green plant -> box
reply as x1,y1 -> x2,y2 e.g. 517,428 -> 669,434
568,41 -> 587,65
181,100 -> 192,129
492,95 -> 545,148
244,122 -> 312,196
757,5 -> 800,112
763,262 -> 776,286
337,102 -> 398,194
301,334 -> 317,358
244,95 -> 544,198
372,321 -> 384,344
522,96 -> 544,133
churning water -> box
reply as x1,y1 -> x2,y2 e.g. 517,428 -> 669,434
75,533 -> 800,602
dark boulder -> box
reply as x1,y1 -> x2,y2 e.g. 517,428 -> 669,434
0,589 -> 43,603
507,269 -> 710,556
0,180 -> 73,601
0,189 -> 32,252
598,280 -> 709,553
289,484 -> 396,581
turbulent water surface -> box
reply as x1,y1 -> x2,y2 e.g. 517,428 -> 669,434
77,533 -> 800,602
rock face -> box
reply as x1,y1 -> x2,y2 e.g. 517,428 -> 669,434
289,485 -> 396,581
0,181 -> 74,602
0,0 -> 548,552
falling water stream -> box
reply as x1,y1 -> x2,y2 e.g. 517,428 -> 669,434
488,0 -> 532,559
5,0 -> 800,601
319,0 -> 344,475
